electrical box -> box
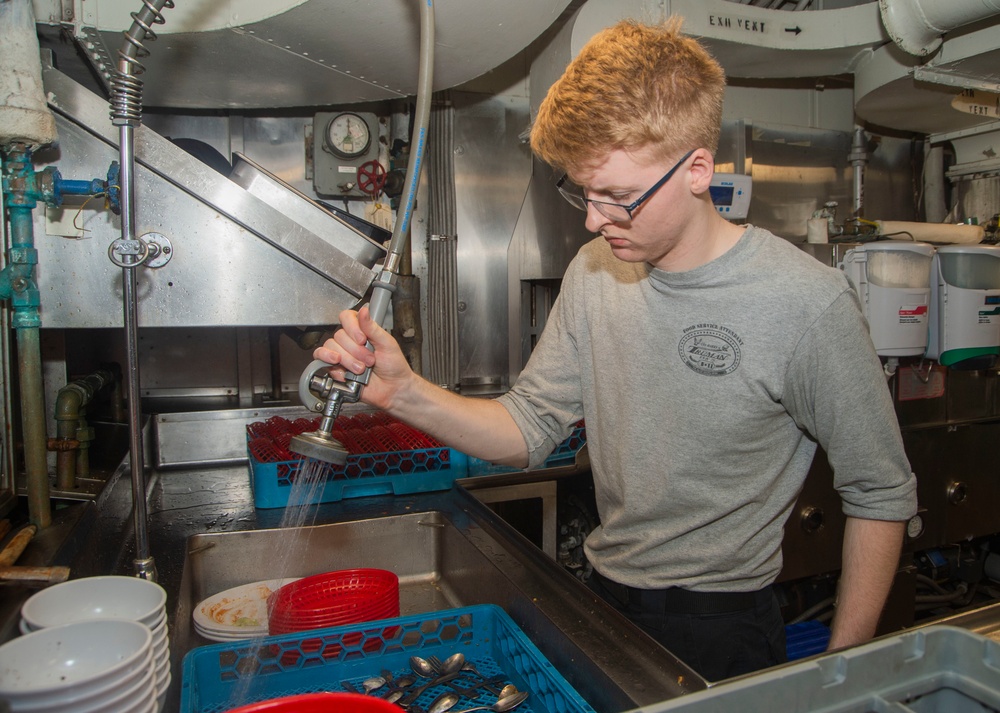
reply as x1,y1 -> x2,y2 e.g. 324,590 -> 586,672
312,111 -> 381,198
841,241 -> 935,357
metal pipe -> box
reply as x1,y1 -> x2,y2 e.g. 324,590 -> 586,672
879,0 -> 1000,56
16,328 -> 49,528
54,388 -> 82,490
849,126 -> 869,219
54,368 -> 116,489
923,142 -> 948,223
110,0 -> 173,582
120,129 -> 153,577
269,328 -> 284,401
117,116 -> 156,579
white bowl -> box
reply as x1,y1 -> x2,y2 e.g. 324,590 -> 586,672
25,645 -> 155,713
150,620 -> 168,648
154,655 -> 170,689
96,678 -> 157,713
0,619 -> 152,705
21,576 -> 166,630
154,640 -> 169,665
70,662 -> 156,713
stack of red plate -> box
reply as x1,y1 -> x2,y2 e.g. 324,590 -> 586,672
267,569 -> 399,636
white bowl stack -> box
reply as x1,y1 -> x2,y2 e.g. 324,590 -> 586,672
15,576 -> 170,712
0,619 -> 156,712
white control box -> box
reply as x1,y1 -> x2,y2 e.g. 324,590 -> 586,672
709,173 -> 752,220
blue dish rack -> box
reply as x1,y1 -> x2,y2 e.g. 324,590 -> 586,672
181,604 -> 596,713
248,447 -> 469,509
466,423 -> 587,477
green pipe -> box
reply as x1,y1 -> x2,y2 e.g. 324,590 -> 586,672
2,144 -> 50,528
17,328 -> 49,527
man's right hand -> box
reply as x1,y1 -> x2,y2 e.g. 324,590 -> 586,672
313,305 -> 414,411
316,306 -> 529,467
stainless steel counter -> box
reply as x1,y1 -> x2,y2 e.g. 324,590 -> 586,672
9,448 -> 1000,713
2,458 -> 704,713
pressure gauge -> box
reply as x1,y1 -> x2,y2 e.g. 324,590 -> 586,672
324,112 -> 372,159
312,111 -> 379,196
906,514 -> 925,539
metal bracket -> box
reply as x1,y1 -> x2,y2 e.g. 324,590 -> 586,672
141,232 -> 173,268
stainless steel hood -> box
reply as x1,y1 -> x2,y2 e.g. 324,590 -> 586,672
32,0 -> 575,109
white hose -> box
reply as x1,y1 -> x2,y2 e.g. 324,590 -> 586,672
369,0 -> 436,327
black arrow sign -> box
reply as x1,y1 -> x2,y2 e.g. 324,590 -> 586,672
785,26 -> 802,35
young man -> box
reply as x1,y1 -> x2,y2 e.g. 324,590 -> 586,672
315,18 -> 917,681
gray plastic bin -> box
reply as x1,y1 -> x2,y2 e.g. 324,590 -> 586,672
635,626 -> 1000,713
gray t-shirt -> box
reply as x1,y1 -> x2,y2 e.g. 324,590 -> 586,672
497,226 -> 917,592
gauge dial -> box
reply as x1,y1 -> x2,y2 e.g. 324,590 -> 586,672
324,112 -> 372,159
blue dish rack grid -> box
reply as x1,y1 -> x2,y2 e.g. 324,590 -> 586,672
466,422 -> 587,477
246,414 -> 469,508
181,604 -> 596,713
248,444 -> 469,509
247,417 -> 586,508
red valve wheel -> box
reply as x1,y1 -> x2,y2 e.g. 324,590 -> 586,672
356,160 -> 387,196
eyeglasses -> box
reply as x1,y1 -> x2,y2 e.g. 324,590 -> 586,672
556,149 -> 696,223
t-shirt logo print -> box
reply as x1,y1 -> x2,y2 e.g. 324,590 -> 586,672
678,325 -> 743,376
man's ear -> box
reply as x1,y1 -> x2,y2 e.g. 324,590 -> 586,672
687,148 -> 716,195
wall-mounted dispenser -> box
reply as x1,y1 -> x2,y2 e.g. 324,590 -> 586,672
841,241 -> 935,357
926,245 -> 1000,367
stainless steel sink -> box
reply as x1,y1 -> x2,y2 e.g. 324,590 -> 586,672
177,510 -> 490,624
172,503 -> 704,712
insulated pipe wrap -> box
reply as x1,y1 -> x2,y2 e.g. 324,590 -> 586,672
879,0 -> 1000,55
0,0 -> 57,147
877,221 -> 986,244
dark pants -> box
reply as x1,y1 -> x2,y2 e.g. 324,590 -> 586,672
587,569 -> 787,682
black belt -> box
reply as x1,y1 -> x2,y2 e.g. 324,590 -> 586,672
594,570 -> 772,615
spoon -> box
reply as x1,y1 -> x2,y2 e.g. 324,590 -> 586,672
428,691 -> 461,713
498,684 -> 518,699
461,660 -> 488,679
362,676 -> 387,694
410,655 -> 438,678
452,690 -> 529,713
437,652 -> 466,675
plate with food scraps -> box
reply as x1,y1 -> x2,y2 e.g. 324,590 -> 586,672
193,578 -> 300,639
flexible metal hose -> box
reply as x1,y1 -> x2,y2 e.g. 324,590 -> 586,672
427,92 -> 459,388
110,0 -> 174,125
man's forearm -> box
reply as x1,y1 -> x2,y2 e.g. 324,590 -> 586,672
827,516 -> 905,651
391,375 -> 529,467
